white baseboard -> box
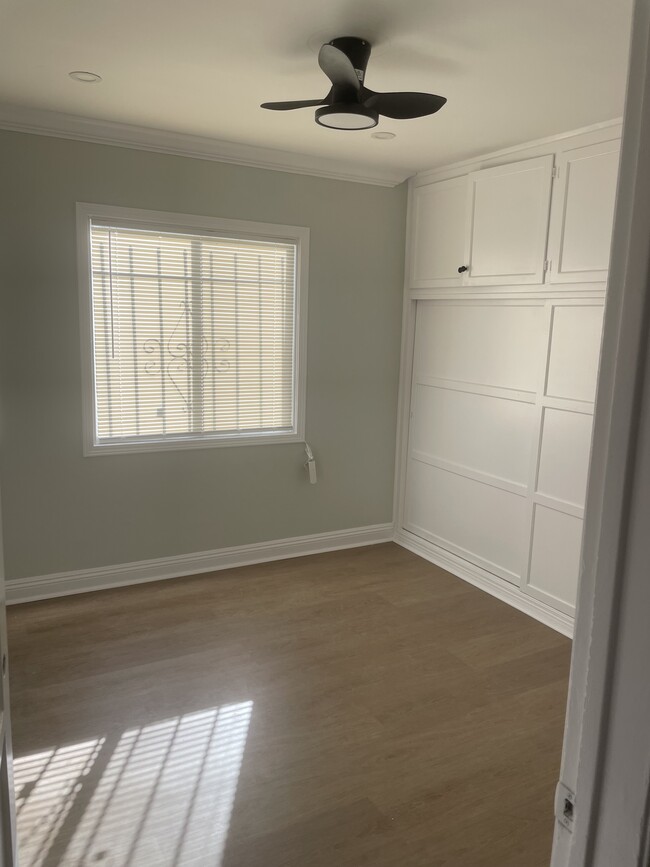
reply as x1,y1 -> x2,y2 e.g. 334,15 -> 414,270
6,523 -> 394,604
7,523 -> 575,639
394,529 -> 574,638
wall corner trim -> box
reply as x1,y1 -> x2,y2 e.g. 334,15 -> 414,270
0,103 -> 410,188
394,529 -> 575,638
6,523 -> 394,604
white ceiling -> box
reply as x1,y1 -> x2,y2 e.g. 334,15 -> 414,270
0,0 -> 633,179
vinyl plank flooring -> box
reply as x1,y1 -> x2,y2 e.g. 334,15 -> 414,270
7,542 -> 570,866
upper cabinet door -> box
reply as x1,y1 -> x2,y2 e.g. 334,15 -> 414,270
547,139 -> 621,284
463,155 -> 554,286
409,176 -> 468,289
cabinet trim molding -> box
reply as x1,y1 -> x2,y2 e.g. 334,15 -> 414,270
408,286 -> 607,301
413,375 -> 537,404
410,450 -> 529,498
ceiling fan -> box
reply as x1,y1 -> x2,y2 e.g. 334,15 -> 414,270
261,36 -> 447,131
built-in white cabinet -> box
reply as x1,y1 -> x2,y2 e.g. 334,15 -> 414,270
463,155 -> 554,286
547,139 -> 621,283
399,124 -> 621,632
408,130 -> 620,293
409,156 -> 554,289
410,176 -> 467,289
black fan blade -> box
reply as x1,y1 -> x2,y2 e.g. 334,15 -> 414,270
261,98 -> 326,111
318,44 -> 360,91
363,90 -> 446,119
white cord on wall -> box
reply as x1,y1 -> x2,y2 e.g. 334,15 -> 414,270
304,442 -> 318,484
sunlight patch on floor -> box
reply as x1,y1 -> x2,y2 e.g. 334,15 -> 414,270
14,701 -> 254,867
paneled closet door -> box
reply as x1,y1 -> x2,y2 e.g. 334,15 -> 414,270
409,176 -> 468,289
462,155 -> 554,286
402,301 -> 544,585
547,139 -> 621,283
522,301 -> 604,615
402,298 -> 603,617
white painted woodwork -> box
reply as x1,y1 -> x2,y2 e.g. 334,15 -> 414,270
0,498 -> 16,865
402,298 -> 604,619
410,384 -> 535,487
395,529 -> 574,637
413,302 -> 542,392
404,460 -> 528,584
527,505 -> 584,613
552,20 -> 650,859
404,300 -> 545,586
399,127 -> 619,626
548,139 -> 621,283
6,524 -> 394,603
537,408 -> 594,508
546,305 -> 604,403
406,129 -> 620,293
464,155 -> 554,286
521,300 -> 603,614
410,177 -> 467,288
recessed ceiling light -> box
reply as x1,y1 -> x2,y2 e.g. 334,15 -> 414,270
69,70 -> 102,84
371,131 -> 396,140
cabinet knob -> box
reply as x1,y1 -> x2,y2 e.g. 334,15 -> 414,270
458,265 -> 468,273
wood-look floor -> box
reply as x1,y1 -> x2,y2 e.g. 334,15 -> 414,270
7,543 -> 570,867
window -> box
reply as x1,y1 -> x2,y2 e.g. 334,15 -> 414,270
77,204 -> 308,454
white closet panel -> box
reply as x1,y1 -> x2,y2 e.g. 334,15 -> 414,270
403,298 -> 604,620
405,461 -> 528,584
537,408 -> 593,508
413,303 -> 543,392
404,300 -> 544,587
527,506 -> 583,613
463,155 -> 554,286
546,305 -> 604,402
410,176 -> 467,289
411,384 -> 534,487
548,139 -> 620,283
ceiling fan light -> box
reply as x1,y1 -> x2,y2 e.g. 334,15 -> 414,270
315,103 -> 378,130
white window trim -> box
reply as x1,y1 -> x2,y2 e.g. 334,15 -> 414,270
77,202 -> 309,456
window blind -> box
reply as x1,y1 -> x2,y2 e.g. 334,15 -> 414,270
89,222 -> 297,445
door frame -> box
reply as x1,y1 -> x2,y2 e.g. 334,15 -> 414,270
0,499 -> 17,866
551,0 -> 650,862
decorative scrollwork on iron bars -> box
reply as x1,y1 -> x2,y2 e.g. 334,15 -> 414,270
143,301 -> 230,413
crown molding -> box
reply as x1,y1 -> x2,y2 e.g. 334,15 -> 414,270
413,117 -> 623,186
0,103 -> 411,188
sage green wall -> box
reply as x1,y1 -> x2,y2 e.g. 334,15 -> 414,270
0,131 -> 406,578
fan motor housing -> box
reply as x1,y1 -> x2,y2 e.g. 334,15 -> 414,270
315,102 -> 379,130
